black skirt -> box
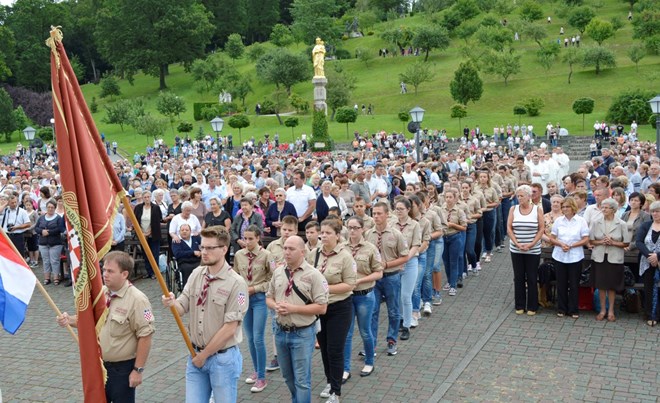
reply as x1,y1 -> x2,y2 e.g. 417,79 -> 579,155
593,257 -> 624,291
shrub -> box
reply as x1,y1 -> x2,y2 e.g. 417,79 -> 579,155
524,97 -> 545,116
90,96 -> 98,113
193,102 -> 218,120
37,127 -> 53,141
335,49 -> 352,59
606,89 -> 654,124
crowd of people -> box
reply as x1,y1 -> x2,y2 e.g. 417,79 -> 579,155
5,121 -> 660,402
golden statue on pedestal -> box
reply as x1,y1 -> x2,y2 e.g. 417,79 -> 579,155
312,37 -> 326,78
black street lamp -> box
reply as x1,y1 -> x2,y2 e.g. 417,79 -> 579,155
23,126 -> 36,170
649,95 -> 660,158
409,106 -> 425,163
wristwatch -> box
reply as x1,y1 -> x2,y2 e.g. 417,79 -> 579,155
133,367 -> 145,374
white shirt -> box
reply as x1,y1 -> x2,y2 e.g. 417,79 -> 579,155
583,204 -> 603,228
286,184 -> 316,217
402,171 -> 419,185
1,207 -> 30,233
529,162 -> 549,194
367,175 -> 388,197
169,214 -> 202,237
551,215 -> 589,263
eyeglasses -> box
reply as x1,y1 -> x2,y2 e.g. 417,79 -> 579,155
199,245 -> 225,251
395,207 -> 407,212
347,226 -> 362,231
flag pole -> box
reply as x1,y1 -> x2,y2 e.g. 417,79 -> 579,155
0,230 -> 78,342
120,196 -> 195,357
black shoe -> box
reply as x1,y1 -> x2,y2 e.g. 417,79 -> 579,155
400,328 -> 410,340
457,282 -> 463,288
360,366 -> 375,377
342,372 -> 351,384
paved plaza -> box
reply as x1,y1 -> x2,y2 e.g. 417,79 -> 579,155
2,247 -> 660,402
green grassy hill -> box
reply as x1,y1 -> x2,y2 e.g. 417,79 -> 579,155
75,0 -> 659,153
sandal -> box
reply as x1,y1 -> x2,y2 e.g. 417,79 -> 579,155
571,314 -> 579,319
596,312 -> 606,321
607,314 -> 616,322
43,279 -> 51,285
647,320 -> 657,327
557,312 -> 565,317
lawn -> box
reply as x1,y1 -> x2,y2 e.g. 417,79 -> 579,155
16,0 -> 660,154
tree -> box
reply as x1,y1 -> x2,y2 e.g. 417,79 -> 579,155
568,6 -> 596,34
536,43 -> 561,74
156,91 -> 187,134
0,89 -> 17,140
0,26 -> 16,81
450,62 -> 483,105
450,104 -> 468,131
513,105 -> 527,125
562,47 -> 584,84
244,0 -> 280,43
572,97 -> 595,132
289,93 -> 310,114
475,25 -> 513,52
99,76 -> 121,100
582,46 -> 617,74
606,89 -> 654,124
483,51 -> 521,86
256,49 -> 311,94
177,122 -> 193,134
270,89 -> 289,125
523,97 -> 545,116
412,26 -> 451,62
335,107 -> 358,139
399,62 -> 436,96
284,117 -> 299,139
134,113 -> 166,143
190,57 -> 220,93
290,0 -> 340,44
585,19 -> 615,45
201,0 -> 246,47
518,0 -> 543,22
632,10 -> 660,54
103,100 -> 131,131
381,27 -> 415,54
246,43 -> 269,62
270,24 -> 295,47
455,23 -> 478,44
628,44 -> 647,71
95,0 -> 214,90
523,24 -> 548,47
227,76 -> 253,107
225,34 -> 245,62
398,111 -> 410,132
356,48 -> 374,68
326,64 -> 356,121
228,114 -> 250,143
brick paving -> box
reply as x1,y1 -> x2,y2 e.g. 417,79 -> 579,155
2,247 -> 660,402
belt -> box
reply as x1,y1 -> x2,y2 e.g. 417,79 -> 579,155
192,343 -> 233,356
382,271 -> 399,278
277,321 -> 315,332
353,287 -> 373,296
103,358 -> 135,367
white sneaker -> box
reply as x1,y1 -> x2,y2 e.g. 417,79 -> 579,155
325,393 -> 340,403
449,287 -> 457,296
423,302 -> 432,316
442,283 -> 451,291
320,384 -> 332,398
467,264 -> 473,272
245,372 -> 258,384
462,272 -> 467,280
411,316 -> 419,328
476,262 -> 482,272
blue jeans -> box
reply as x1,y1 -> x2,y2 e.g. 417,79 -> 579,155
412,251 -> 428,311
431,238 -> 444,297
482,209 -> 496,254
464,223 -> 478,268
275,324 -> 316,403
501,198 -> 512,239
443,232 -> 466,288
495,204 -> 504,247
400,256 -> 418,328
344,292 -> 376,369
243,292 -> 268,380
185,346 -> 242,403
142,238 -> 160,276
372,272 -> 401,345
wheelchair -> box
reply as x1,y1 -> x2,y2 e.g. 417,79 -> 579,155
166,257 -> 184,297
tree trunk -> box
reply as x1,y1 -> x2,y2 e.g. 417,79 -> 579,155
275,113 -> 283,125
159,64 -> 168,90
568,66 -> 573,84
91,59 -> 98,83
330,109 -> 336,121
424,49 -> 429,62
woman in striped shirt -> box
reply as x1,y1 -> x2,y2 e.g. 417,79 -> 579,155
507,185 -> 545,316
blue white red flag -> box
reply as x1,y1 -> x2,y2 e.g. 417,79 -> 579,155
0,232 -> 36,335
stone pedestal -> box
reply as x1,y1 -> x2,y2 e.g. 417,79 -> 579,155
312,77 -> 328,115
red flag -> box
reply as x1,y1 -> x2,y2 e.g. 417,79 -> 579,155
47,27 -> 124,402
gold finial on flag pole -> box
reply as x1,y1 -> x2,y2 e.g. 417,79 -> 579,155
45,26 -> 63,70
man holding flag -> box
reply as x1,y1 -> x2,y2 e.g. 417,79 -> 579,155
57,251 -> 155,402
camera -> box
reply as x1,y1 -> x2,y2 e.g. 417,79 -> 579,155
6,225 -> 14,232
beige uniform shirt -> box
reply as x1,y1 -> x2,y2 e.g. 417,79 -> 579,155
346,239 -> 383,291
364,226 -> 409,273
390,217 -> 422,252
357,215 -> 375,232
266,260 -> 329,327
501,175 -> 516,197
100,282 -> 155,362
513,167 -> 532,185
306,244 -> 357,304
176,263 -> 248,348
461,195 -> 482,224
266,237 -> 285,267
424,208 -> 444,238
443,204 -> 468,236
479,184 -> 500,211
430,204 -> 448,232
417,215 -> 432,252
233,246 -> 273,294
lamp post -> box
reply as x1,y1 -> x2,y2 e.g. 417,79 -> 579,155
50,118 -> 56,147
23,126 -> 36,170
409,106 -> 425,163
210,116 -> 224,174
649,95 -> 660,158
